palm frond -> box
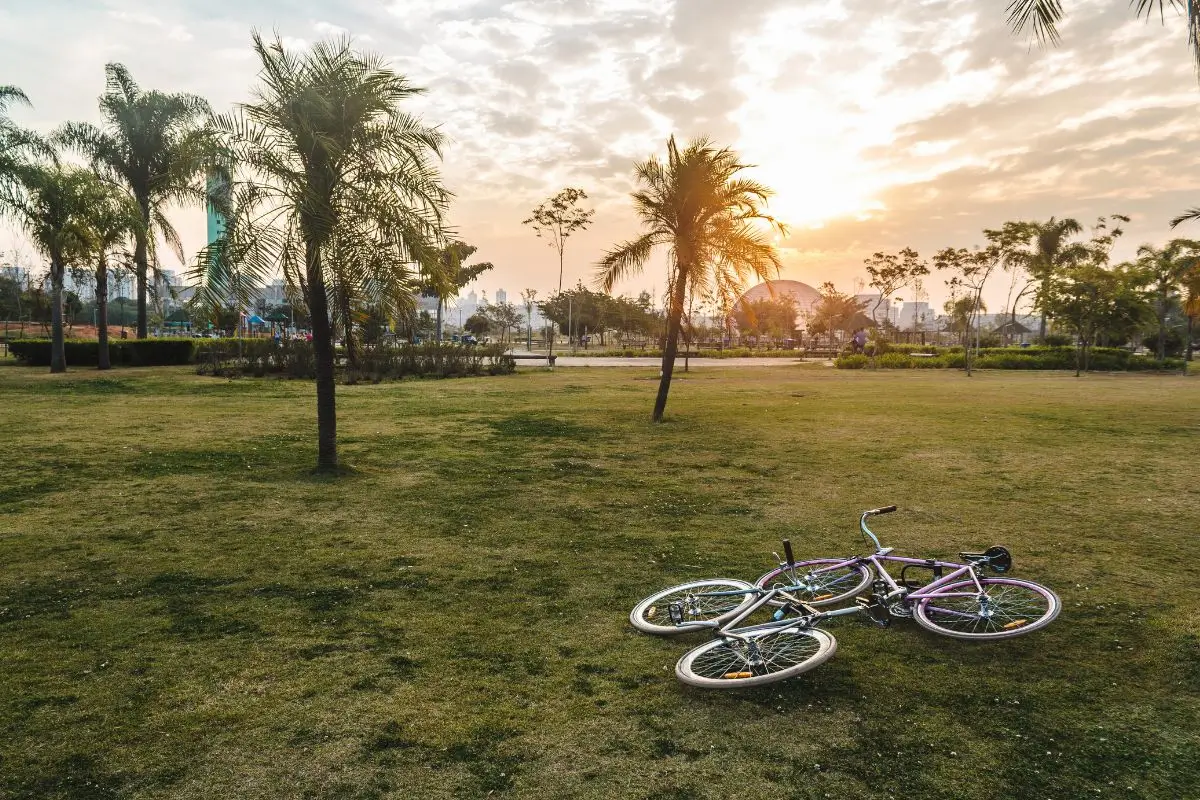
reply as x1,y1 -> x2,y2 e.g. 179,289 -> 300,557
1006,0 -> 1064,45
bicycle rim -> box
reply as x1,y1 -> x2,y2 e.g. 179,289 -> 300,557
630,579 -> 757,635
915,578 -> 1060,640
754,559 -> 872,606
675,627 -> 837,688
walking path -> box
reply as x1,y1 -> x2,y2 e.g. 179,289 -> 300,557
510,352 -> 816,368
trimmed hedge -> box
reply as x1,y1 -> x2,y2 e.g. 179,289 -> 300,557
194,339 -> 516,381
8,338 -> 195,367
836,346 -> 1184,371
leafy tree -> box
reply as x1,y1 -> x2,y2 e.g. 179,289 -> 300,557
485,301 -> 524,344
6,165 -> 94,371
807,282 -> 864,344
420,241 -> 492,341
1007,1 -> 1200,74
464,312 -> 490,338
1134,239 -> 1200,360
189,34 -> 449,472
935,238 -> 1006,376
524,187 -> 594,360
733,297 -> 797,340
862,248 -> 928,326
59,64 -> 213,339
596,137 -> 784,421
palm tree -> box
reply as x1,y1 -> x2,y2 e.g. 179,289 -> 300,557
596,137 -> 785,422
1135,239 -> 1200,361
58,64 -> 212,340
79,176 -> 142,369
1,86 -> 55,207
420,241 -> 493,342
1007,1 -> 1200,72
190,34 -> 449,472
1003,217 -> 1088,342
7,165 -> 93,372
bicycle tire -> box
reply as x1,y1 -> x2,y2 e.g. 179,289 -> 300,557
914,577 -> 1060,640
675,626 -> 838,688
754,558 -> 872,606
630,579 -> 758,635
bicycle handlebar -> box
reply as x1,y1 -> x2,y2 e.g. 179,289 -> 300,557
859,505 -> 897,551
782,539 -> 795,566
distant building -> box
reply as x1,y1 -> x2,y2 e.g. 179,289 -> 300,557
854,293 -> 900,326
899,301 -> 932,330
495,288 -> 507,304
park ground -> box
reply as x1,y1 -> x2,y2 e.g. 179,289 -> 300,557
1,363 -> 1197,799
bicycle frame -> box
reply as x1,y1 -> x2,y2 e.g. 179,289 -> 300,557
772,509 -> 995,616
672,584 -> 861,643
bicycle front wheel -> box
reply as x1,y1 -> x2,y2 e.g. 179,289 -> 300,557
676,626 -> 837,688
754,558 -> 872,606
914,578 -> 1060,640
630,579 -> 758,635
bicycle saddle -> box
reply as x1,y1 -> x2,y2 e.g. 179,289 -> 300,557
958,546 -> 1013,573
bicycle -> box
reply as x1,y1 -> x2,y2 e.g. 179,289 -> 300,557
630,506 -> 1061,687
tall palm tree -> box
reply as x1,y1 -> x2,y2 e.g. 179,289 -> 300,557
1007,1 -> 1200,72
596,137 -> 785,422
1135,239 -> 1200,360
7,165 -> 93,372
190,34 -> 449,472
1004,217 -> 1088,341
58,64 -> 212,339
79,176 -> 142,369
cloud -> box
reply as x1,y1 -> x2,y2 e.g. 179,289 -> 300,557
2,0 -> 1198,306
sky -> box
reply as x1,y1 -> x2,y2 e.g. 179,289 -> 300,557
2,0 -> 1200,313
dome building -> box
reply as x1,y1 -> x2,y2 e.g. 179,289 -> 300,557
731,279 -> 823,332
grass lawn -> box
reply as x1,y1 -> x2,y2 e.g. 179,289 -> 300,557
1,363 -> 1197,799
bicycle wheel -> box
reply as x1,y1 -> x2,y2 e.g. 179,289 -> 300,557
754,558 -> 872,606
914,578 -> 1060,641
630,579 -> 758,635
676,626 -> 837,688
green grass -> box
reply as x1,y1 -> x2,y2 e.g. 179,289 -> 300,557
1,363 -> 1198,799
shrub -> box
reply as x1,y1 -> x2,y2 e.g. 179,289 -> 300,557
1044,333 -> 1073,347
195,339 -> 515,381
834,354 -> 868,369
9,338 -> 196,367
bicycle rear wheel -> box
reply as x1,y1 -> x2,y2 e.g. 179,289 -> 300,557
676,626 -> 837,688
754,558 -> 872,606
914,578 -> 1060,640
630,579 -> 758,635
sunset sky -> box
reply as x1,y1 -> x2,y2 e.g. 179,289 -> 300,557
3,0 -> 1200,312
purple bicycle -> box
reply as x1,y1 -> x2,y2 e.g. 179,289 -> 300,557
630,506 -> 1060,688
752,505 -> 1060,640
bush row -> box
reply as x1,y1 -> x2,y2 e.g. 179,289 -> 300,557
194,339 -> 515,381
836,347 -> 1184,371
8,338 -> 195,367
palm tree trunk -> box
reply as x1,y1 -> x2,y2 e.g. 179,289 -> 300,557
96,256 -> 110,370
435,298 -> 443,342
134,198 -> 150,339
50,254 -> 66,373
1184,315 -> 1193,375
652,266 -> 689,422
307,245 -> 338,472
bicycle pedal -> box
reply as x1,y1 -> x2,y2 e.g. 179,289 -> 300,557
723,671 -> 753,679
812,594 -> 834,601
668,602 -> 685,625
1002,619 -> 1028,630
646,606 -> 656,618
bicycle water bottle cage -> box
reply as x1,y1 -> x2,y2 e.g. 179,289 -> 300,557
668,601 -> 685,625
959,546 -> 1013,573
